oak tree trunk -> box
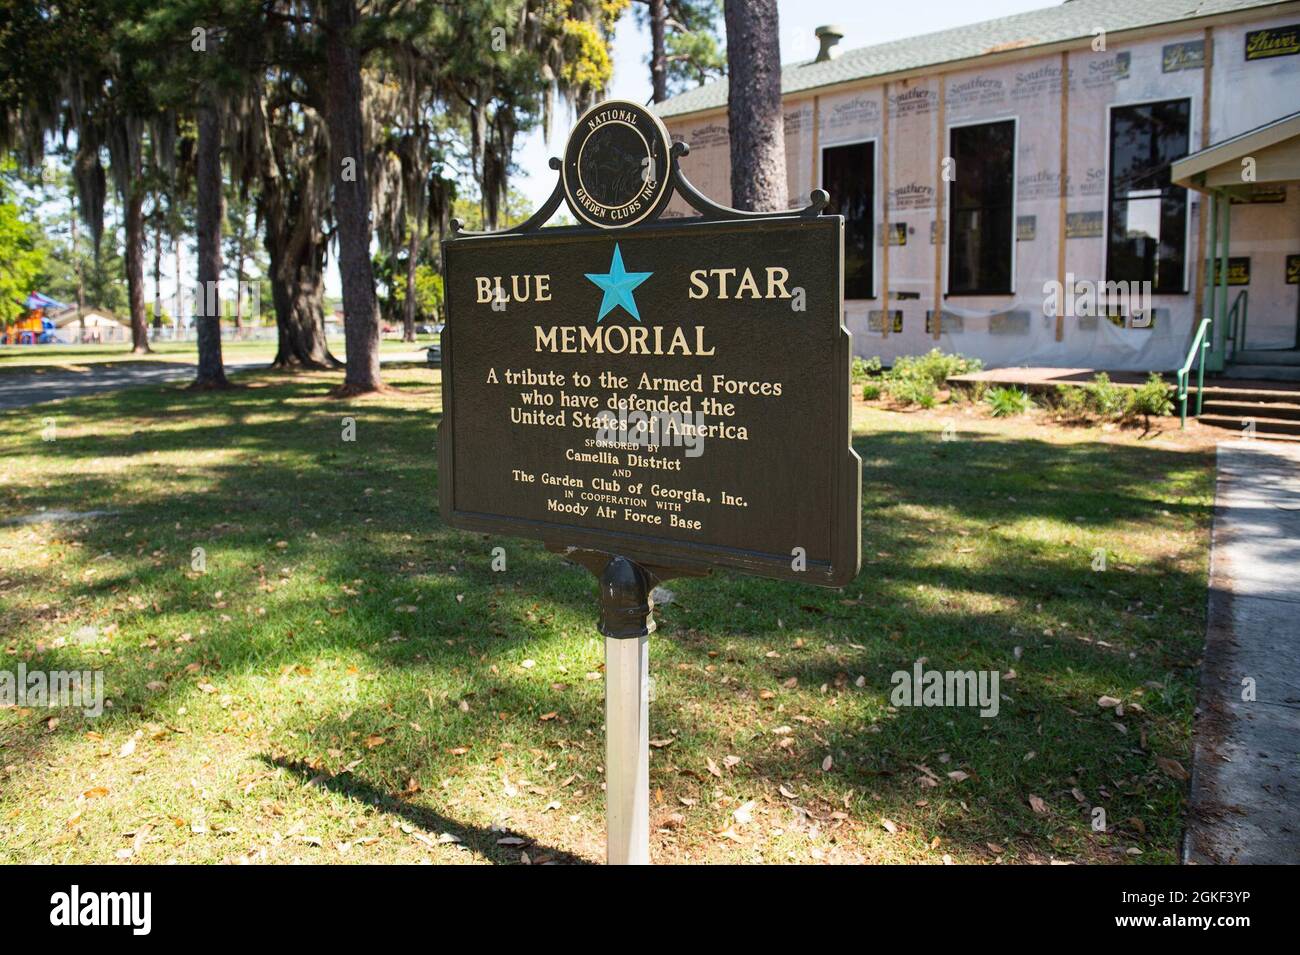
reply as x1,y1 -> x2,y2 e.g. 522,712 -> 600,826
71,212 -> 83,320
173,228 -> 182,335
152,217 -> 163,329
233,223 -> 244,334
266,225 -> 339,370
192,105 -> 230,389
723,0 -> 789,212
258,132 -> 340,370
125,187 -> 152,353
325,0 -> 382,395
650,0 -> 668,103
403,227 -> 418,342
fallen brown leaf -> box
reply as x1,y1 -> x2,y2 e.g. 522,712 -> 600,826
1155,756 -> 1189,781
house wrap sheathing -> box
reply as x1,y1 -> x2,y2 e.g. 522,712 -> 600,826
654,0 -> 1300,370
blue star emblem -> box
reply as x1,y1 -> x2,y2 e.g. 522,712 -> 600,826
584,244 -> 653,323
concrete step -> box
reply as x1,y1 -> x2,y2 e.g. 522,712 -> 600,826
1199,414 -> 1300,437
1194,384 -> 1300,403
1223,364 -> 1300,382
1235,349 -> 1300,366
1201,400 -> 1300,421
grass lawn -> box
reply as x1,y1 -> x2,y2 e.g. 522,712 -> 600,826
0,369 -> 1216,864
0,337 -> 433,372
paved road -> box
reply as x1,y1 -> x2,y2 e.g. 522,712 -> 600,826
0,361 -> 266,409
0,352 -> 430,410
1185,439 -> 1300,863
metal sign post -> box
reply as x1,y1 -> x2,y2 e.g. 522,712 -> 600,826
604,632 -> 649,864
551,548 -> 697,864
598,556 -> 653,865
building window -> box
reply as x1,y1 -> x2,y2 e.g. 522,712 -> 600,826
947,119 -> 1016,295
822,141 -> 874,299
1107,99 -> 1190,294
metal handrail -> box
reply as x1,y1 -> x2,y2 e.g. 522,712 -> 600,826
1226,289 -> 1249,357
1178,317 -> 1213,429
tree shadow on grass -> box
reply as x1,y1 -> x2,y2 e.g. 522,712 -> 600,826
264,756 -> 594,865
6,394 -> 1215,688
0,378 -> 1220,861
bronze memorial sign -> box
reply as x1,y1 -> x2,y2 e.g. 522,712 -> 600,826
438,100 -> 860,863
440,100 -> 860,588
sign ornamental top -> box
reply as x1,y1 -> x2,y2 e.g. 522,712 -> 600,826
561,100 -> 674,229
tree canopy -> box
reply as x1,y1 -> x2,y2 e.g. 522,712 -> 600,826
1,0 -> 631,384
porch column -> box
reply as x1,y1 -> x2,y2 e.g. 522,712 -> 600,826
1204,191 -> 1223,373
1217,192 -> 1231,363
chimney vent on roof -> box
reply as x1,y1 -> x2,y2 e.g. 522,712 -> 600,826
815,25 -> 844,63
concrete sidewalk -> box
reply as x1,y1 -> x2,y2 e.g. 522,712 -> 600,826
1185,439 -> 1300,864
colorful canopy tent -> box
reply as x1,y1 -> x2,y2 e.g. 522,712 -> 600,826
22,292 -> 68,312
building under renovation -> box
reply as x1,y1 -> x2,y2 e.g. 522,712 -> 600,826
654,0 -> 1300,379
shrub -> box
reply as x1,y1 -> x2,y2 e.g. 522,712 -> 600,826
948,383 -> 976,404
1129,373 -> 1174,425
1053,384 -> 1093,422
1087,373 -> 1127,419
1119,391 -> 1139,421
862,382 -> 882,401
985,386 -> 1035,417
878,350 -> 981,407
851,356 -> 883,385
884,376 -> 937,408
888,349 -> 984,389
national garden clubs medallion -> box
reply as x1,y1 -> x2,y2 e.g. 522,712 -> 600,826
562,99 -> 674,229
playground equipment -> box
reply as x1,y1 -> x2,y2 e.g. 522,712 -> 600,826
2,292 -> 67,344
